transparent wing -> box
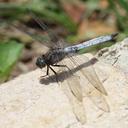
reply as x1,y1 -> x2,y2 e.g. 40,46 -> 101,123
59,59 -> 86,124
87,87 -> 110,112
28,12 -> 60,46
12,11 -> 65,48
69,54 -> 109,112
71,54 -> 107,95
12,23 -> 52,48
62,58 -> 83,102
67,75 -> 83,102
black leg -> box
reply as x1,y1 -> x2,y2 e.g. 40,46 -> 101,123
40,66 -> 49,78
46,66 -> 49,75
49,66 -> 57,75
49,66 -> 58,82
52,64 -> 71,71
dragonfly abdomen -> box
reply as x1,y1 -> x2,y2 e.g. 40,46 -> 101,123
64,33 -> 118,54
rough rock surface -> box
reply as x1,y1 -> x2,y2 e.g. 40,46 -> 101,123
97,38 -> 128,73
0,53 -> 128,128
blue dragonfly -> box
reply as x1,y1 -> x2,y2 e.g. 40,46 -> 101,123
15,14 -> 118,124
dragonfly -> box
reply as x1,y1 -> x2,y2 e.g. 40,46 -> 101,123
14,14 -> 118,124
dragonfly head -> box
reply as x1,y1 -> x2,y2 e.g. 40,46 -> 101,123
36,56 -> 46,68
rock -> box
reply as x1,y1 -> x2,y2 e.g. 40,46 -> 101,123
0,53 -> 128,128
97,38 -> 128,73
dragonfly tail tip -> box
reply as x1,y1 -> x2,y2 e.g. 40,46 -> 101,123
110,32 -> 119,42
111,32 -> 119,39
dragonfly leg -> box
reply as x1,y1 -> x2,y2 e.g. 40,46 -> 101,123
49,66 -> 58,82
40,66 -> 49,78
46,66 -> 49,75
49,66 -> 57,75
52,64 -> 71,71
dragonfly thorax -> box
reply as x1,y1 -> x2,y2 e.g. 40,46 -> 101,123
36,48 -> 66,69
45,48 -> 66,65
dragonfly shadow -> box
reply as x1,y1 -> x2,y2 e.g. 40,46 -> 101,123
39,57 -> 98,85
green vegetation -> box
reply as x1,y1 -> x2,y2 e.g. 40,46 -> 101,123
0,40 -> 23,83
108,0 -> 128,33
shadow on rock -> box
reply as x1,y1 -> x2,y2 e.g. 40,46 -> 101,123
39,57 -> 98,85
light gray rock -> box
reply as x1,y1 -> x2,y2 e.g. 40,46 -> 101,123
97,38 -> 128,73
0,54 -> 128,128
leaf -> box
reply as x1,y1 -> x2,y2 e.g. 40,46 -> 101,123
0,40 -> 23,83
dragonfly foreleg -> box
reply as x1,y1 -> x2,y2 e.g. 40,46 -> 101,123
40,66 -> 49,78
46,66 -> 50,75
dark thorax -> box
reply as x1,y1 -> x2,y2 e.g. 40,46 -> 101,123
44,48 -> 67,65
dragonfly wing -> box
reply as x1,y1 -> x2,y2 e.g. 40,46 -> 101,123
59,58 -> 83,102
67,75 -> 83,102
61,76 -> 86,124
87,88 -> 110,112
69,54 -> 109,112
72,54 -> 107,95
29,12 -> 66,48
12,23 -> 53,48
12,11 -> 65,49
59,59 -> 86,124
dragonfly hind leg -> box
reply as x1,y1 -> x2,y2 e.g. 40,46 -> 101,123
52,64 -> 79,79
49,66 -> 59,82
49,64 -> 71,82
41,65 -> 58,82
52,64 -> 71,72
49,66 -> 57,75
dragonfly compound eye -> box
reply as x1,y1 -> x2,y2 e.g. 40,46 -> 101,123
36,57 -> 46,68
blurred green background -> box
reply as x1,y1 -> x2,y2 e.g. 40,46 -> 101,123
0,0 -> 127,83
